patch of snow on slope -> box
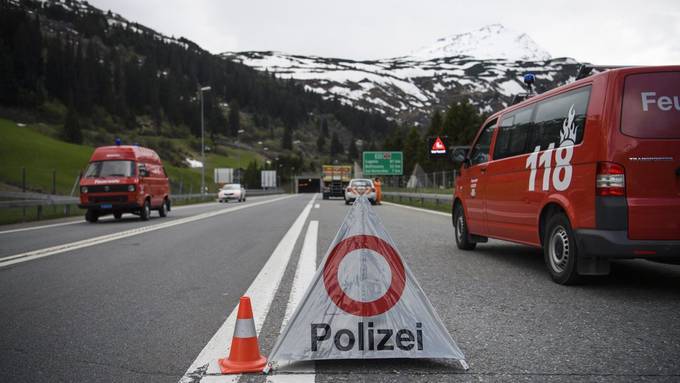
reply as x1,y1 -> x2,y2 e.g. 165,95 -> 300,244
410,24 -> 551,61
497,79 -> 526,97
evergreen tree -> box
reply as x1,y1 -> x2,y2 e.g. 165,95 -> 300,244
321,118 -> 329,137
403,127 -> 424,176
316,133 -> 325,152
330,132 -> 343,157
62,107 -> 83,144
441,101 -> 483,145
347,136 -> 358,161
228,99 -> 240,136
427,110 -> 443,137
242,160 -> 260,189
367,140 -> 377,151
383,127 -> 404,151
282,124 -> 293,150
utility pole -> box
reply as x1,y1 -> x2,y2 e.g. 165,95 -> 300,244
199,85 -> 211,195
237,129 -> 244,183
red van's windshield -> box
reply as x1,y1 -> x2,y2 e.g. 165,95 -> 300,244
84,160 -> 135,178
621,72 -> 680,138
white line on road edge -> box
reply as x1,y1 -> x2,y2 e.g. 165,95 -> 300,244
0,220 -> 82,235
282,220 -> 317,328
0,196 -> 278,235
382,201 -> 451,217
179,194 -> 317,383
0,195 -> 295,268
266,220 -> 318,382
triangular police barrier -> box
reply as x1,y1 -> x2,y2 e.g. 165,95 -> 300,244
266,196 -> 467,371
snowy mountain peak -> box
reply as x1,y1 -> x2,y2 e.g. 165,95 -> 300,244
410,24 -> 552,61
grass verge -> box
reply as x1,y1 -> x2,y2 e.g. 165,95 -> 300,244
382,194 -> 451,214
0,118 -> 260,196
382,186 -> 454,195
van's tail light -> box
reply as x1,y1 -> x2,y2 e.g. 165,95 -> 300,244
596,162 -> 625,196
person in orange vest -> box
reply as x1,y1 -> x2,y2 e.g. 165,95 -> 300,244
374,177 -> 382,205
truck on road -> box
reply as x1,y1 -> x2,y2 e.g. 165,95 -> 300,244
322,165 -> 352,199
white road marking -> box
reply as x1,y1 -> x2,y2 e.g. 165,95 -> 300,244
0,195 -> 279,235
179,194 -> 317,383
0,220 -> 81,235
314,204 -> 320,209
0,195 -> 295,268
282,220 -> 317,328
266,220 -> 318,382
382,201 -> 451,217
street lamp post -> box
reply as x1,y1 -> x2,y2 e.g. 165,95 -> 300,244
237,129 -> 244,183
199,85 -> 211,195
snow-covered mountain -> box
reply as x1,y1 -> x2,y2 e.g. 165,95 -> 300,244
224,25 -> 582,125
410,24 -> 552,61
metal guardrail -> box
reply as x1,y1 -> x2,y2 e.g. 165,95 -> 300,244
382,191 -> 453,208
0,189 -> 286,209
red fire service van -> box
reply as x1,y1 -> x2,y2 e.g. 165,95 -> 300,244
453,66 -> 679,284
79,143 -> 171,223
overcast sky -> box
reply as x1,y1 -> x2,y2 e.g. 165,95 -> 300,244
89,0 -> 679,65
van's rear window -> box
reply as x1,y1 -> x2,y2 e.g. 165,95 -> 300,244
621,72 -> 680,138
84,161 -> 135,178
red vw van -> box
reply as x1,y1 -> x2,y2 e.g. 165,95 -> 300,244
79,145 -> 171,223
453,66 -> 680,284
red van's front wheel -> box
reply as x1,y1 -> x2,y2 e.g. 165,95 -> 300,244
453,204 -> 476,250
544,213 -> 580,284
140,199 -> 151,221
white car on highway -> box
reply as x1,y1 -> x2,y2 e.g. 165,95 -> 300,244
218,184 -> 246,202
345,178 -> 376,205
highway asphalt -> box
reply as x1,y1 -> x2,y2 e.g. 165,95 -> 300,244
1,194 -> 679,382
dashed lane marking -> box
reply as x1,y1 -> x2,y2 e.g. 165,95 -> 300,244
179,194 -> 318,383
266,220 -> 319,382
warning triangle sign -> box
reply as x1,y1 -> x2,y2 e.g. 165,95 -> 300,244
432,137 -> 446,150
431,137 -> 446,154
267,197 -> 466,371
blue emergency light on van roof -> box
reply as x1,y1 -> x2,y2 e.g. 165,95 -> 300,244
115,138 -> 121,146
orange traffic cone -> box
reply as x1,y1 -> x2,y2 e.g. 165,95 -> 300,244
218,296 -> 267,374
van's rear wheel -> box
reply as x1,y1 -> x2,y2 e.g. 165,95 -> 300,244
85,209 -> 98,223
158,199 -> 167,217
543,213 -> 580,285
140,200 -> 151,221
453,204 -> 476,250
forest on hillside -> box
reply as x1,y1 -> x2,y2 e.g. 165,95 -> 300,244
0,0 -> 486,179
0,1 -> 395,149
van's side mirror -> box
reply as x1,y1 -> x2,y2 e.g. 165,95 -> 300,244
450,146 -> 469,163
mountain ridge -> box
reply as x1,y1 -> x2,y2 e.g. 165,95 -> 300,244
224,25 -> 582,125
